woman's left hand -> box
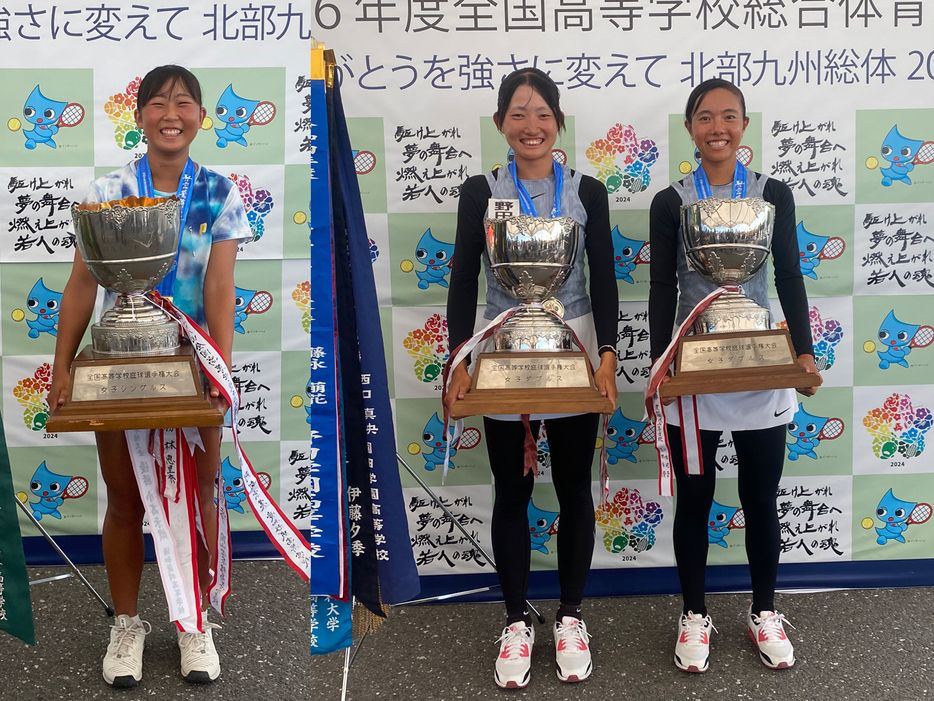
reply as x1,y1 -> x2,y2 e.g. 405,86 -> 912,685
796,353 -> 821,397
209,386 -> 231,415
594,351 -> 619,408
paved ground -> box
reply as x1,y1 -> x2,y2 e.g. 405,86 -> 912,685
1,561 -> 932,700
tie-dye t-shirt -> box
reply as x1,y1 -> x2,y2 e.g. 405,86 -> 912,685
82,160 -> 251,327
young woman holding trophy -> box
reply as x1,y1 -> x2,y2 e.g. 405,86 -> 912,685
648,78 -> 821,673
48,65 -> 252,687
444,68 -> 618,689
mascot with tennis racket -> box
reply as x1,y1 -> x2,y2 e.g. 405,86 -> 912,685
875,310 -> 933,370
785,404 -> 844,461
707,500 -> 744,548
864,489 -> 932,545
26,461 -> 87,520
878,125 -> 934,187
795,222 -> 845,280
233,286 -> 273,333
20,85 -> 83,150
214,84 -> 275,148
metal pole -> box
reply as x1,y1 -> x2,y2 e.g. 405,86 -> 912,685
398,585 -> 502,607
340,643 -> 352,701
396,453 -> 546,624
29,573 -> 72,586
15,496 -> 115,617
349,632 -> 367,667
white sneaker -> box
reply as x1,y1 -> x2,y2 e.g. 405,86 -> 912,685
674,612 -> 715,673
494,622 -> 534,689
553,616 -> 592,682
747,606 -> 795,669
178,613 -> 221,683
102,614 -> 151,688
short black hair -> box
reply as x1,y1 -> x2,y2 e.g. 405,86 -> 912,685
495,68 -> 565,132
137,65 -> 202,109
684,78 -> 746,122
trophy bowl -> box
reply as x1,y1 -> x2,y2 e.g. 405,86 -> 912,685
681,197 -> 775,333
486,215 -> 578,302
71,197 -> 182,355
485,215 -> 578,350
681,197 -> 773,286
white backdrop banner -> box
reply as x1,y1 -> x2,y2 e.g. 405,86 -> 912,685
320,0 -> 934,587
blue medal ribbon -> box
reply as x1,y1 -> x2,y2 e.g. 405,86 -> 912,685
508,156 -> 564,218
136,155 -> 196,298
693,159 -> 747,200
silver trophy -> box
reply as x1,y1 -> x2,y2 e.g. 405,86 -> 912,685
71,197 -> 182,355
449,214 -> 613,418
660,196 -> 819,399
681,197 -> 775,334
485,214 -> 579,350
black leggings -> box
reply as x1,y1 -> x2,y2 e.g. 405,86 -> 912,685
484,413 -> 599,619
668,424 -> 786,616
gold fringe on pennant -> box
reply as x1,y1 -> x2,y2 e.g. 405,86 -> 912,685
352,598 -> 390,637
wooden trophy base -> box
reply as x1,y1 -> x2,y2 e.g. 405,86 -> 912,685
659,329 -> 823,398
449,351 -> 615,419
46,343 -> 225,433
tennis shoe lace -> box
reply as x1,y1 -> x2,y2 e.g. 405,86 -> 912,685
755,611 -> 794,640
178,621 -> 221,656
107,618 -> 151,671
682,612 -> 717,644
554,618 -> 590,654
496,624 -> 532,660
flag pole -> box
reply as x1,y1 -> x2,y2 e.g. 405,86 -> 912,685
15,496 -> 114,616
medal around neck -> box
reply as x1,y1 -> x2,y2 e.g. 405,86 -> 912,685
660,196 -> 822,398
449,213 -> 614,419
46,196 -> 224,432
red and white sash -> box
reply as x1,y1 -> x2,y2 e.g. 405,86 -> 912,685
644,287 -> 736,496
125,296 -> 311,633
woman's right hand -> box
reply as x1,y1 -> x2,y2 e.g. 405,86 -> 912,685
443,360 -> 472,414
47,369 -> 70,411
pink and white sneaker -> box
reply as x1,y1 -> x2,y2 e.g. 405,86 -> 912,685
494,622 -> 534,689
553,616 -> 592,682
747,606 -> 796,669
674,612 -> 715,673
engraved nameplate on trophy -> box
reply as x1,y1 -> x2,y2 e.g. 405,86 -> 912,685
70,361 -> 199,402
47,345 -> 222,432
473,352 -> 593,391
676,331 -> 796,373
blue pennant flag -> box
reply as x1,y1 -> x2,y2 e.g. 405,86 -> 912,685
331,75 -> 421,608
